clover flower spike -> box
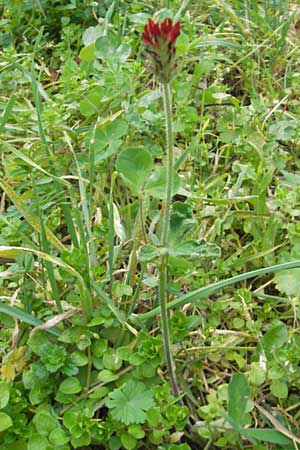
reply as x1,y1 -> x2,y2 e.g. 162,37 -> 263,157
142,18 -> 180,48
142,18 -> 181,82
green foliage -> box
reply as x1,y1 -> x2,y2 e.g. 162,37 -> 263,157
0,383 -> 10,409
145,167 -> 180,199
1,0 -> 300,448
106,381 -> 155,425
58,377 -> 82,394
91,119 -> 129,163
0,412 -> 12,432
227,373 -> 250,427
274,269 -> 300,296
116,147 -> 153,194
39,343 -> 68,373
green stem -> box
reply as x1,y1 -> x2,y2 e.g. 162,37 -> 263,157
159,82 -> 180,397
139,197 -> 147,244
86,347 -> 92,391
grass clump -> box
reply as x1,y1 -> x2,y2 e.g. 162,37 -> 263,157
1,1 -> 300,449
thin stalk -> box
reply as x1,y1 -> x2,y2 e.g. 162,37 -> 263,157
127,264 -> 145,317
161,83 -> 173,246
123,196 -> 148,292
88,119 -> 98,214
159,82 -> 180,397
64,133 -> 97,269
139,198 -> 147,244
108,172 -> 118,296
85,347 -> 92,391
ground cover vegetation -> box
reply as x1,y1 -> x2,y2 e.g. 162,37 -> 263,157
0,0 -> 300,449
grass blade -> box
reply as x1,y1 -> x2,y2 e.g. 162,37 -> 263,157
0,95 -> 15,134
1,142 -> 69,185
1,55 -> 50,101
0,246 -> 92,319
108,173 -> 118,295
31,54 -> 79,249
140,260 -> 300,321
0,302 -> 61,336
0,179 -> 65,252
32,176 -> 62,312
191,37 -> 242,50
90,280 -> 137,336
64,132 -> 97,268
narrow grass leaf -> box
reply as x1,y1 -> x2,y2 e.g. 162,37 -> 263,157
254,402 -> 300,444
0,95 -> 15,134
241,428 -> 292,445
192,37 -> 242,50
108,173 -> 116,295
215,0 -> 251,35
1,142 -> 68,185
140,260 -> 300,320
0,303 -> 60,336
1,55 -> 49,101
0,180 -> 65,252
90,280 -> 137,336
0,246 -> 92,318
32,175 -> 62,312
64,132 -> 97,268
31,60 -> 79,249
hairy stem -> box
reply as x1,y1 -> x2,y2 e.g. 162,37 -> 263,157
159,82 -> 180,397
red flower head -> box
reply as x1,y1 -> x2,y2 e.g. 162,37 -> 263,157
142,18 -> 180,48
142,18 -> 181,82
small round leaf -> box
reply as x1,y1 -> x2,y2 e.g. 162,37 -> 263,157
59,377 -> 82,395
0,412 -> 12,432
27,434 -> 48,450
49,428 -> 70,446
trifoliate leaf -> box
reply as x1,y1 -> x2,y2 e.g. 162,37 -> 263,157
145,167 -> 180,199
170,202 -> 195,240
106,381 -> 155,425
91,120 -> 128,163
248,362 -> 266,386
